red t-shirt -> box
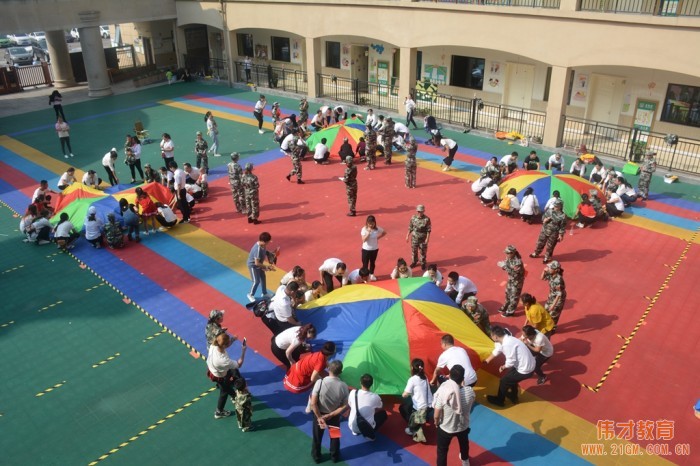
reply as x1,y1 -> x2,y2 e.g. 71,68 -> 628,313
137,195 -> 157,215
283,351 -> 327,394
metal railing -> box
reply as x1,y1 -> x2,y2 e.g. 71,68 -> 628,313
475,101 -> 547,140
114,45 -> 136,69
580,0 -> 700,16
414,93 -> 473,125
184,56 -> 229,80
234,62 -> 308,94
16,63 -> 53,88
423,0 -> 561,7
317,74 -> 399,111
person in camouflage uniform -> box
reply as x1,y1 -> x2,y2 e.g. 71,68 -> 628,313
364,123 -> 378,170
194,131 -> 209,171
286,136 -> 305,184
588,189 -> 606,221
341,156 -> 358,216
530,199 -> 567,263
227,152 -> 245,214
406,204 -> 431,270
462,296 -> 491,336
242,162 -> 261,224
541,260 -> 567,325
481,156 -> 502,183
638,150 -> 657,200
498,245 -> 525,316
381,117 -> 395,164
104,213 -> 124,249
233,378 -> 253,432
405,136 -> 417,188
299,97 -> 309,129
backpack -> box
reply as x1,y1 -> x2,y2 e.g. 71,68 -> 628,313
245,297 -> 270,317
499,196 -> 511,211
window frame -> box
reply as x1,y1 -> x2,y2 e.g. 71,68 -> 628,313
449,55 -> 485,90
325,41 -> 341,69
236,33 -> 253,57
271,36 -> 291,63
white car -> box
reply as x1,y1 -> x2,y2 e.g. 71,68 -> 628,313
29,31 -> 45,41
70,28 -> 80,40
99,26 -> 110,39
8,34 -> 32,46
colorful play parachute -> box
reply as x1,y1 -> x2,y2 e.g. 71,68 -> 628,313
499,170 -> 606,218
305,121 -> 365,159
297,278 -> 494,395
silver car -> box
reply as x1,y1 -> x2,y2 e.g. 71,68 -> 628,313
5,47 -> 33,66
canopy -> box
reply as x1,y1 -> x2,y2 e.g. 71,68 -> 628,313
297,278 -> 494,395
305,124 -> 364,159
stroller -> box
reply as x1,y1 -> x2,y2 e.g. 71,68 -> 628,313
423,115 -> 442,145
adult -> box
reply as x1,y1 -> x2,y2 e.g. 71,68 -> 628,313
242,163 -> 261,224
461,296 -> 491,336
304,280 -> 324,303
102,148 -> 119,186
340,156 -> 358,216
481,156 -> 501,182
615,176 -> 638,207
299,97 -> 309,127
246,231 -> 276,302
19,204 -> 38,241
521,293 -> 555,337
57,167 -> 76,190
498,188 -> 520,217
81,170 -> 101,189
206,330 -> 247,419
347,267 -> 376,284
169,161 -> 190,224
440,137 -> 458,171
638,150 -> 657,201
310,360 -> 349,464
406,204 -> 431,270
243,56 -> 252,81
312,137 -> 330,164
253,94 -> 266,134
546,152 -> 563,171
518,187 -> 540,224
405,95 -> 418,129
498,245 -> 525,317
430,334 -> 478,387
125,135 -> 144,183
541,260 -> 567,325
32,180 -> 55,203
227,152 -> 245,214
484,326 -> 535,406
55,116 -> 74,159
360,215 -> 386,275
529,198 -> 567,263
380,117 -> 395,164
160,133 -> 175,165
318,258 -> 348,293
84,206 -> 104,248
285,136 -> 305,184
280,265 -> 307,290
589,162 -> 607,186
479,180 -> 500,208
522,150 -> 540,170
470,175 -> 492,197
205,111 -> 220,157
271,324 -> 316,369
310,110 -> 324,132
205,309 -> 226,347
499,151 -> 518,175
49,90 -> 67,121
391,258 -> 413,279
434,365 -> 476,466
53,212 -> 79,251
284,341 -> 336,394
444,272 -> 478,305
605,187 -> 625,218
194,131 -> 209,171
27,209 -> 53,245
521,325 -> 553,385
348,374 -> 387,439
569,157 -> 586,177
401,358 -> 433,443
423,264 -> 443,286
264,282 -> 301,335
405,136 -> 418,188
364,124 -> 378,170
338,137 -> 354,161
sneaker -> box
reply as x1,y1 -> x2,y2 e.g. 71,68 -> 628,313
576,222 -> 584,228
214,410 -> 232,419
38,240 -> 51,245
529,253 -> 539,258
486,395 -> 505,407
70,153 -> 74,157
142,230 -> 149,236
158,227 -> 167,232
252,220 -> 261,224
23,238 -> 31,243
286,174 -> 291,181
297,180 -> 305,184
214,153 -> 222,157
364,166 -> 370,170
258,130 -> 264,134
442,166 -> 449,171
64,154 -> 69,158
497,212 -> 503,217
404,427 -> 413,436
492,205 -> 499,210
537,375 -> 548,385
263,290 -> 275,298
246,293 -> 255,303
241,425 -> 254,432
182,219 -> 190,224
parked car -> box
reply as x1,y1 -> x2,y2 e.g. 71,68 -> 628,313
29,31 -> 45,41
8,34 -> 32,46
5,47 -> 33,66
99,26 -> 110,39
70,28 -> 80,40
64,31 -> 75,43
32,38 -> 50,62
0,36 -> 12,48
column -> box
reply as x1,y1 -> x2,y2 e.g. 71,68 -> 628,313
542,66 -> 572,148
397,47 -> 417,114
305,37 -> 321,99
79,25 -> 112,97
45,30 -> 76,88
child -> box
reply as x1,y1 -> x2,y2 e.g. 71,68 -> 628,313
26,209 -> 53,245
120,199 -> 141,242
104,213 -> 125,249
498,188 -> 520,217
53,212 -> 79,251
233,378 -> 253,432
136,187 -> 158,235
391,258 -> 413,279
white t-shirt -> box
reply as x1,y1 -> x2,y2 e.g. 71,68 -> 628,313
529,330 -> 553,358
436,346 -> 478,386
186,167 -> 201,182
547,154 -> 562,167
440,138 -> 457,150
471,176 -> 492,193
131,143 -> 142,159
445,276 -> 478,303
32,187 -> 47,202
393,122 -> 409,135
519,194 -> 540,216
54,220 -> 74,237
405,98 -> 416,113
481,184 -> 499,200
609,192 -> 625,211
206,347 -> 240,378
500,154 -> 516,165
348,389 -> 383,434
313,143 -> 329,160
274,326 -> 300,350
319,258 -> 348,284
172,169 -> 186,190
281,133 -> 295,152
544,197 -> 559,212
270,285 -> 293,322
347,268 -> 376,284
403,375 -> 433,410
310,113 -> 323,126
55,122 -> 70,138
361,226 -> 384,251
102,153 -> 115,169
161,139 -> 174,157
422,270 -> 443,286
254,100 -> 265,113
491,335 -> 536,375
158,206 -> 177,223
82,172 -> 99,187
84,219 -> 103,240
57,172 -> 74,188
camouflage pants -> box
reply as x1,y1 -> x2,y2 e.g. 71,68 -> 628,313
502,277 -> 524,315
300,111 -> 308,125
235,402 -> 252,430
367,144 -> 377,169
411,236 -> 428,267
229,181 -> 245,213
245,192 -> 259,220
200,181 -> 209,198
196,153 -> 209,171
545,292 -> 566,324
534,231 -> 559,260
289,157 -> 302,180
638,172 -> 652,199
384,140 -> 393,163
346,183 -> 357,213
405,164 -> 416,188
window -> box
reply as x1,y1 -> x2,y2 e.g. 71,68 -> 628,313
271,36 -> 290,62
660,83 -> 700,128
237,33 -> 253,57
326,41 -> 340,69
543,67 -> 552,102
449,55 -> 485,90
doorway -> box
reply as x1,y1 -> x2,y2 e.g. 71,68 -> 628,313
504,63 -> 534,110
351,45 -> 368,92
587,74 -> 625,125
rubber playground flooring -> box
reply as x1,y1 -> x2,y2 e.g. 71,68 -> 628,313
0,82 -> 698,466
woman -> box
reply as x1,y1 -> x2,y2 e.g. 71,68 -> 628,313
135,187 -> 158,235
422,264 -> 443,286
283,341 -> 335,394
20,204 -> 38,241
125,135 -> 144,183
253,95 -> 266,134
102,148 -> 119,186
55,116 -> 74,159
143,163 -> 159,184
575,193 -> 597,228
606,187 -> 625,217
206,330 -> 247,419
355,137 -> 366,161
541,260 -> 567,325
390,258 -> 413,279
521,293 -> 555,337
498,187 -> 520,217
160,133 -> 175,164
205,309 -> 227,346
405,95 -> 418,129
589,162 -> 607,186
479,180 -> 500,208
205,111 -> 220,156
49,90 -> 66,121
271,324 -> 316,369
57,167 -> 76,190
280,265 -> 308,292
119,198 -> 141,242
84,206 -> 104,249
518,187 -> 540,224
360,215 -> 386,275
400,358 -> 433,443
53,212 -> 79,251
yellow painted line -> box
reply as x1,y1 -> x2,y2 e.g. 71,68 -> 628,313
86,387 -> 216,465
1,265 -> 24,274
36,380 -> 67,397
142,330 -> 165,343
0,135 -> 86,179
160,99 -> 275,130
37,300 -> 63,313
85,283 -> 105,292
1,320 -> 15,328
615,214 -> 700,244
392,154 -> 479,182
91,352 -> 121,368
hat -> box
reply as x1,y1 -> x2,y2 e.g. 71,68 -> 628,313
245,162 -> 254,171
230,152 -> 240,161
196,131 -> 202,136
209,309 -> 224,320
645,150 -> 656,156
345,156 -> 353,164
504,245 -> 517,254
416,204 -> 425,212
464,296 -> 478,308
88,206 -> 97,214
547,260 -> 561,270
553,199 -> 563,207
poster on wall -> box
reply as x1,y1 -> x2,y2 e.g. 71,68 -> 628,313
486,61 -> 501,90
422,65 -> 447,85
290,39 -> 302,65
255,44 -> 268,60
340,44 -> 351,71
572,73 -> 588,102
633,100 -> 658,131
377,61 -> 389,96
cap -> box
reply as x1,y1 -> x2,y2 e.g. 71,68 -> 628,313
416,204 -> 425,212
230,152 -> 240,161
88,206 -> 97,214
553,199 -> 563,207
645,150 -> 657,156
547,260 -> 561,270
209,309 -> 224,320
196,131 -> 202,136
245,162 -> 254,171
504,244 -> 517,254
464,296 -> 478,308
345,156 -> 353,164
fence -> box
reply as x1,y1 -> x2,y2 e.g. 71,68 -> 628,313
317,74 -> 399,112
15,63 -> 53,88
233,62 -> 308,95
424,0 -> 560,7
474,101 -> 547,140
579,0 -> 700,16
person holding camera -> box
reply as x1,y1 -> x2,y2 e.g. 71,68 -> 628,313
206,330 -> 247,419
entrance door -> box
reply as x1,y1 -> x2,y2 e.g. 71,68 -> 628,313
504,63 -> 534,110
587,74 -> 625,125
351,45 -> 368,92
184,25 -> 209,73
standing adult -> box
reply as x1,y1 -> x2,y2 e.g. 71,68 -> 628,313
206,330 -> 247,419
205,111 -> 220,157
283,341 -> 335,394
102,148 -> 119,186
340,156 -> 358,217
360,215 -> 386,275
55,116 -> 74,159
364,124 -> 378,171
318,258 -> 348,293
484,326 -> 535,406
310,360 -> 350,464
253,94 -> 266,134
246,231 -> 275,302
529,199 -> 567,263
299,97 -> 309,127
520,293 -> 555,337
381,117 -> 395,164
49,90 -> 67,121
243,56 -> 252,82
242,163 -> 261,224
285,136 -> 305,184
405,136 -> 418,188
541,260 -> 567,326
227,152 -> 245,214
521,325 -> 553,385
160,133 -> 175,165
405,95 -> 418,129
430,334 -> 478,387
434,365 -> 476,466
498,245 -> 525,317
271,324 -> 316,369
205,309 -> 226,347
169,161 -> 190,223
125,135 -> 144,183
638,150 -> 657,201
348,374 -> 387,440
406,204 -> 431,271
440,137 -> 458,172
401,358 -> 434,443
194,131 -> 209,171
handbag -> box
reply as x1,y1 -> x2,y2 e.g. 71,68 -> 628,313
354,390 -> 376,439
245,297 -> 270,317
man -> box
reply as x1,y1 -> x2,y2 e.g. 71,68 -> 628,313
348,374 -> 387,440
380,117 -> 395,164
481,156 -> 501,182
499,151 -> 519,175
264,282 -> 301,335
81,170 -> 102,189
439,137 -> 458,172
242,163 -> 261,224
246,231 -> 276,302
406,204 -> 431,270
299,97 -> 309,127
364,124 -> 378,171
434,365 -> 475,466
318,258 -> 348,293
546,152 -> 563,171
522,150 -> 540,170
444,272 -> 478,305
253,95 -> 266,134
484,326 -> 535,406
33,180 -> 56,203
638,150 -> 657,201
310,110 -> 325,132
183,163 -> 201,185
310,360 -> 349,464
313,137 -> 330,165
347,267 -> 376,284
498,245 -> 525,317
340,156 -> 358,217
529,198 -> 567,263
285,136 -> 305,184
194,131 -> 209,170
365,108 -> 378,129
227,152 -> 245,214
405,136 -> 417,188
169,161 -> 190,223
430,334 -> 478,387
521,325 -> 553,385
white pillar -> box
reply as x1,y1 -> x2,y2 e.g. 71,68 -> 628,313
543,66 -> 572,148
79,25 -> 112,97
398,47 -> 417,114
45,30 -> 76,88
305,37 -> 321,99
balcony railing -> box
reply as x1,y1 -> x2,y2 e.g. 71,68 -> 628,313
580,0 -> 700,16
421,0 -> 560,7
